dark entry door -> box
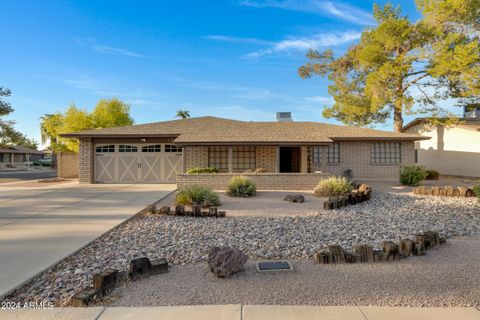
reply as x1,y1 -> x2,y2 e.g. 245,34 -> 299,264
279,147 -> 300,172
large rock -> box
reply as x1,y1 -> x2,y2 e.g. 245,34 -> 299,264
283,194 -> 305,203
208,246 -> 248,278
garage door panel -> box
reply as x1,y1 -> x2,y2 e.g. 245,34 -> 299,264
164,154 -> 182,183
95,155 -> 116,183
118,155 -> 139,183
141,155 -> 162,182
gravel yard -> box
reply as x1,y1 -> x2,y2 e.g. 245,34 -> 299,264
4,191 -> 480,307
106,236 -> 480,307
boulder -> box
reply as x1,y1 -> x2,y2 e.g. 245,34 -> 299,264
208,246 -> 248,278
283,194 -> 305,203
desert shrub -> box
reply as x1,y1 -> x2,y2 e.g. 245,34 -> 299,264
226,176 -> 256,197
175,184 -> 220,207
186,166 -> 218,174
473,184 -> 480,199
313,176 -> 353,197
426,169 -> 440,180
399,166 -> 428,186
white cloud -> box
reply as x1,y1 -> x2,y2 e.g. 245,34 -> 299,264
74,37 -> 144,58
305,96 -> 333,104
244,31 -> 361,58
239,0 -> 375,26
204,35 -> 273,46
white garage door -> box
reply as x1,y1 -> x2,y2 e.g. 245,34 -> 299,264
94,144 -> 183,183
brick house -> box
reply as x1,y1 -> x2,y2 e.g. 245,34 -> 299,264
62,115 -> 428,190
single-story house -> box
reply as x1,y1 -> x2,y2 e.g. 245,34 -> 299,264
63,117 -> 428,189
402,113 -> 480,178
0,146 -> 45,169
62,113 -> 428,189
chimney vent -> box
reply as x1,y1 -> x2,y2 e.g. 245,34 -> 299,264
276,112 -> 293,122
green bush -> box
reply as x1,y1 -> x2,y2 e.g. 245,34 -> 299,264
473,184 -> 480,199
399,166 -> 428,186
186,166 -> 218,174
426,169 -> 440,180
313,176 -> 353,197
226,176 -> 256,197
175,184 -> 220,207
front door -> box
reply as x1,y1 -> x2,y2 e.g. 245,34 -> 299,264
279,147 -> 301,173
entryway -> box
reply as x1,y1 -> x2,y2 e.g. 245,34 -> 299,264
279,147 -> 300,173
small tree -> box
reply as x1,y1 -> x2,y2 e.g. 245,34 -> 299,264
176,109 -> 190,119
299,1 -> 480,132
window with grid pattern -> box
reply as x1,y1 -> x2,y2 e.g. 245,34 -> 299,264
327,143 -> 340,163
165,145 -> 182,153
233,146 -> 255,170
95,145 -> 115,153
312,144 -> 340,164
371,142 -> 401,163
119,145 -> 138,153
208,146 -> 228,171
142,145 -> 161,152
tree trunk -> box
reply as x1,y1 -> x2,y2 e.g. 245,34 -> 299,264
393,105 -> 403,132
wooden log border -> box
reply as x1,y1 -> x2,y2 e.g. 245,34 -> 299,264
323,184 -> 372,210
413,186 -> 476,198
314,231 -> 446,265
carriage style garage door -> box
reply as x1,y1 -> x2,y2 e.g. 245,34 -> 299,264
94,144 -> 183,183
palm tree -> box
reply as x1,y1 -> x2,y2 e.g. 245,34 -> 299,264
176,109 -> 190,119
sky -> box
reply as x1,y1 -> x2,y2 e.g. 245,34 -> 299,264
1,0 -> 451,147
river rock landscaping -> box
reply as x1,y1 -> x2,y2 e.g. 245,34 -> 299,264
3,190 -> 480,306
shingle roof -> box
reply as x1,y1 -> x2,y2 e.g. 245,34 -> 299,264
0,146 -> 44,154
402,117 -> 480,132
62,116 -> 428,144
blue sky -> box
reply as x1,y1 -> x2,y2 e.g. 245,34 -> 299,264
1,0 -> 440,146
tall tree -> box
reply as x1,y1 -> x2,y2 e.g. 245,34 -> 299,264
0,86 -> 38,149
299,0 -> 480,132
40,99 -> 134,152
175,109 -> 190,119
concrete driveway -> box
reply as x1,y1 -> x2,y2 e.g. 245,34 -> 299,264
0,183 -> 175,298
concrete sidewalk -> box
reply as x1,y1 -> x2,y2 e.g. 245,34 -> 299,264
1,305 -> 479,320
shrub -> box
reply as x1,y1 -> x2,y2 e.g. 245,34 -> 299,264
175,184 -> 220,207
426,169 -> 440,180
313,176 -> 353,197
399,166 -> 428,186
473,184 -> 480,199
186,166 -> 218,174
226,176 -> 256,197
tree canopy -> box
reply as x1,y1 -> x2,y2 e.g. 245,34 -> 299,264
176,109 -> 190,119
41,98 -> 134,152
298,0 -> 480,132
0,86 -> 38,149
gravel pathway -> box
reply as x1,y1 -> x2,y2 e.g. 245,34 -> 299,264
107,237 -> 480,307
4,191 -> 480,306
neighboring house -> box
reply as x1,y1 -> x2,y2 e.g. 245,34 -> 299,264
402,109 -> 480,178
0,146 -> 45,169
61,113 -> 428,189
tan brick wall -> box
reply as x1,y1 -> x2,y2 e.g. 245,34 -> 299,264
177,172 -> 329,191
57,152 -> 79,178
255,146 -> 277,172
310,141 -> 414,180
184,146 -> 208,171
78,138 -> 94,183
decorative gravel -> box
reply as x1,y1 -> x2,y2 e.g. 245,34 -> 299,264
4,191 -> 480,306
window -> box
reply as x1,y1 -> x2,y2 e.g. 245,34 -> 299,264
414,149 -> 418,163
119,145 -> 138,153
371,142 -> 401,164
312,144 -> 340,164
142,145 -> 161,152
233,146 -> 255,170
0,153 -> 11,163
165,145 -> 182,153
96,145 -> 115,153
208,146 -> 228,171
